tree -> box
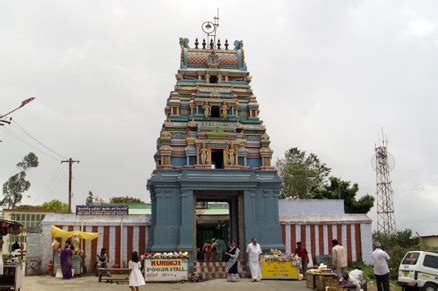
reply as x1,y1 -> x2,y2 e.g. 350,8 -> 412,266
276,147 -> 331,199
41,199 -> 69,213
110,196 -> 144,204
276,147 -> 374,213
311,177 -> 375,214
2,152 -> 39,209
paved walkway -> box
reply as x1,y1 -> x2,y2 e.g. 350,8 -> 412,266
23,276 -> 309,291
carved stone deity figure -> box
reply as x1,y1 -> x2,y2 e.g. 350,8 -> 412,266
162,155 -> 170,166
221,104 -> 228,118
200,144 -> 208,164
203,104 -> 210,118
227,146 -> 235,165
86,191 -> 94,205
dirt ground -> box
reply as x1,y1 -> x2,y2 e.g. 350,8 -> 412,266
23,275 -> 309,291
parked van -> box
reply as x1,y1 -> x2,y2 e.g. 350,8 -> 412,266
398,251 -> 438,291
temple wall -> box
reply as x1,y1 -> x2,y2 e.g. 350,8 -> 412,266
40,214 -> 150,274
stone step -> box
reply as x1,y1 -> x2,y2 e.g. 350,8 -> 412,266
192,261 -> 247,281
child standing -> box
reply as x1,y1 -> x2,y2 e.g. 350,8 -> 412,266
129,251 -> 145,291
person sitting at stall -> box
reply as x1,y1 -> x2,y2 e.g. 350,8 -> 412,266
11,241 -> 20,252
60,241 -> 73,279
96,248 -> 110,276
340,266 -> 366,291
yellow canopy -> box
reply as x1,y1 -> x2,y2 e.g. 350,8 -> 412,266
51,225 -> 99,240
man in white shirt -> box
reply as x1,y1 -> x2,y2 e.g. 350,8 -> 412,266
332,239 -> 348,277
246,237 -> 262,281
372,242 -> 390,291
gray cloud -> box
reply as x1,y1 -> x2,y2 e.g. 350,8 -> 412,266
1,0 -> 437,235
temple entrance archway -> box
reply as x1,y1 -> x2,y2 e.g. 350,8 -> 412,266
193,190 -> 244,262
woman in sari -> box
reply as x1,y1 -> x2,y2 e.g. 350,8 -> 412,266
224,241 -> 240,282
60,242 -> 73,279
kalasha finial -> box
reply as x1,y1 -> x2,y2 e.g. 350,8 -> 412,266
225,39 -> 229,50
217,39 -> 221,50
195,38 -> 199,49
202,39 -> 206,49
209,39 -> 214,49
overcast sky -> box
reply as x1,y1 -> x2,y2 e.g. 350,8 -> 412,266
1,0 -> 437,235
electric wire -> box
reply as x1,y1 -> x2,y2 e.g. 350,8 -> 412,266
11,120 -> 68,159
0,126 -> 61,161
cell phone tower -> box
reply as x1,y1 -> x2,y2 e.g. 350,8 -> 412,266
372,130 -> 397,234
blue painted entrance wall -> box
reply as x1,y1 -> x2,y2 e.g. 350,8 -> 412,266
147,169 -> 283,262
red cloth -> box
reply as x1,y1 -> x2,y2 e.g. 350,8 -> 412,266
294,247 -> 309,263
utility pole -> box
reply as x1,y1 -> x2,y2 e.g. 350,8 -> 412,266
61,158 -> 80,213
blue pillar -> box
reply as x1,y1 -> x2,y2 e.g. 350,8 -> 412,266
150,188 -> 181,251
244,190 -> 258,244
179,189 -> 194,251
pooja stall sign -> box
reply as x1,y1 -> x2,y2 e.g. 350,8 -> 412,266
260,249 -> 300,280
143,252 -> 189,282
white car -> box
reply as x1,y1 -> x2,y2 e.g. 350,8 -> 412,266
398,251 -> 438,291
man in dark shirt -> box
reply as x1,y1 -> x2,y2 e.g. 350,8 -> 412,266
294,242 -> 309,277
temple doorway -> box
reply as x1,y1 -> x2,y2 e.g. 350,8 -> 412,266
193,191 -> 244,262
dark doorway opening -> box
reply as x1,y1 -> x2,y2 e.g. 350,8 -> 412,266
211,149 -> 223,169
211,106 -> 220,118
209,75 -> 218,83
194,191 -> 244,262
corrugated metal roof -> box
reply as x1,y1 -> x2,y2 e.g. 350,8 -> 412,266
280,213 -> 371,224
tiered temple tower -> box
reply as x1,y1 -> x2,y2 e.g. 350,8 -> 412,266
147,37 -> 283,264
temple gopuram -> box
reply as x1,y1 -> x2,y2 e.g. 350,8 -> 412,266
147,33 -> 283,268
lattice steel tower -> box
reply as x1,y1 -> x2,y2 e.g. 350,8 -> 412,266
373,134 -> 397,234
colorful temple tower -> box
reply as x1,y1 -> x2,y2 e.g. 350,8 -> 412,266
147,35 -> 283,263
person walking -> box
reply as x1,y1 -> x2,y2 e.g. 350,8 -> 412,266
372,242 -> 390,291
203,240 -> 213,261
60,242 -> 73,279
225,241 -> 240,282
293,242 -> 309,278
331,239 -> 347,277
246,237 -> 262,282
129,251 -> 145,291
214,237 -> 226,261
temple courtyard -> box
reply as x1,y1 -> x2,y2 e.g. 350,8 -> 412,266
23,276 -> 309,291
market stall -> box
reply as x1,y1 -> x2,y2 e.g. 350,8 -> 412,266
143,252 -> 189,282
0,220 -> 23,291
50,225 -> 99,277
260,249 -> 301,280
306,264 -> 338,291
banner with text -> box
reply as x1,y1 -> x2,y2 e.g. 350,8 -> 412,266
144,258 -> 188,282
76,205 -> 128,216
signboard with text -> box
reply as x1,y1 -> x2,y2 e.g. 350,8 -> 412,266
261,260 -> 300,280
76,205 -> 128,215
144,258 -> 188,282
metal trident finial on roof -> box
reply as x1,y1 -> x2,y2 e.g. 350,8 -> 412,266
201,8 -> 220,48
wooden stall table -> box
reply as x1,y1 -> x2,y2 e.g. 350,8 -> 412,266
0,264 -> 23,291
306,271 -> 317,288
97,268 -> 130,283
314,272 -> 339,291
260,259 -> 300,280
